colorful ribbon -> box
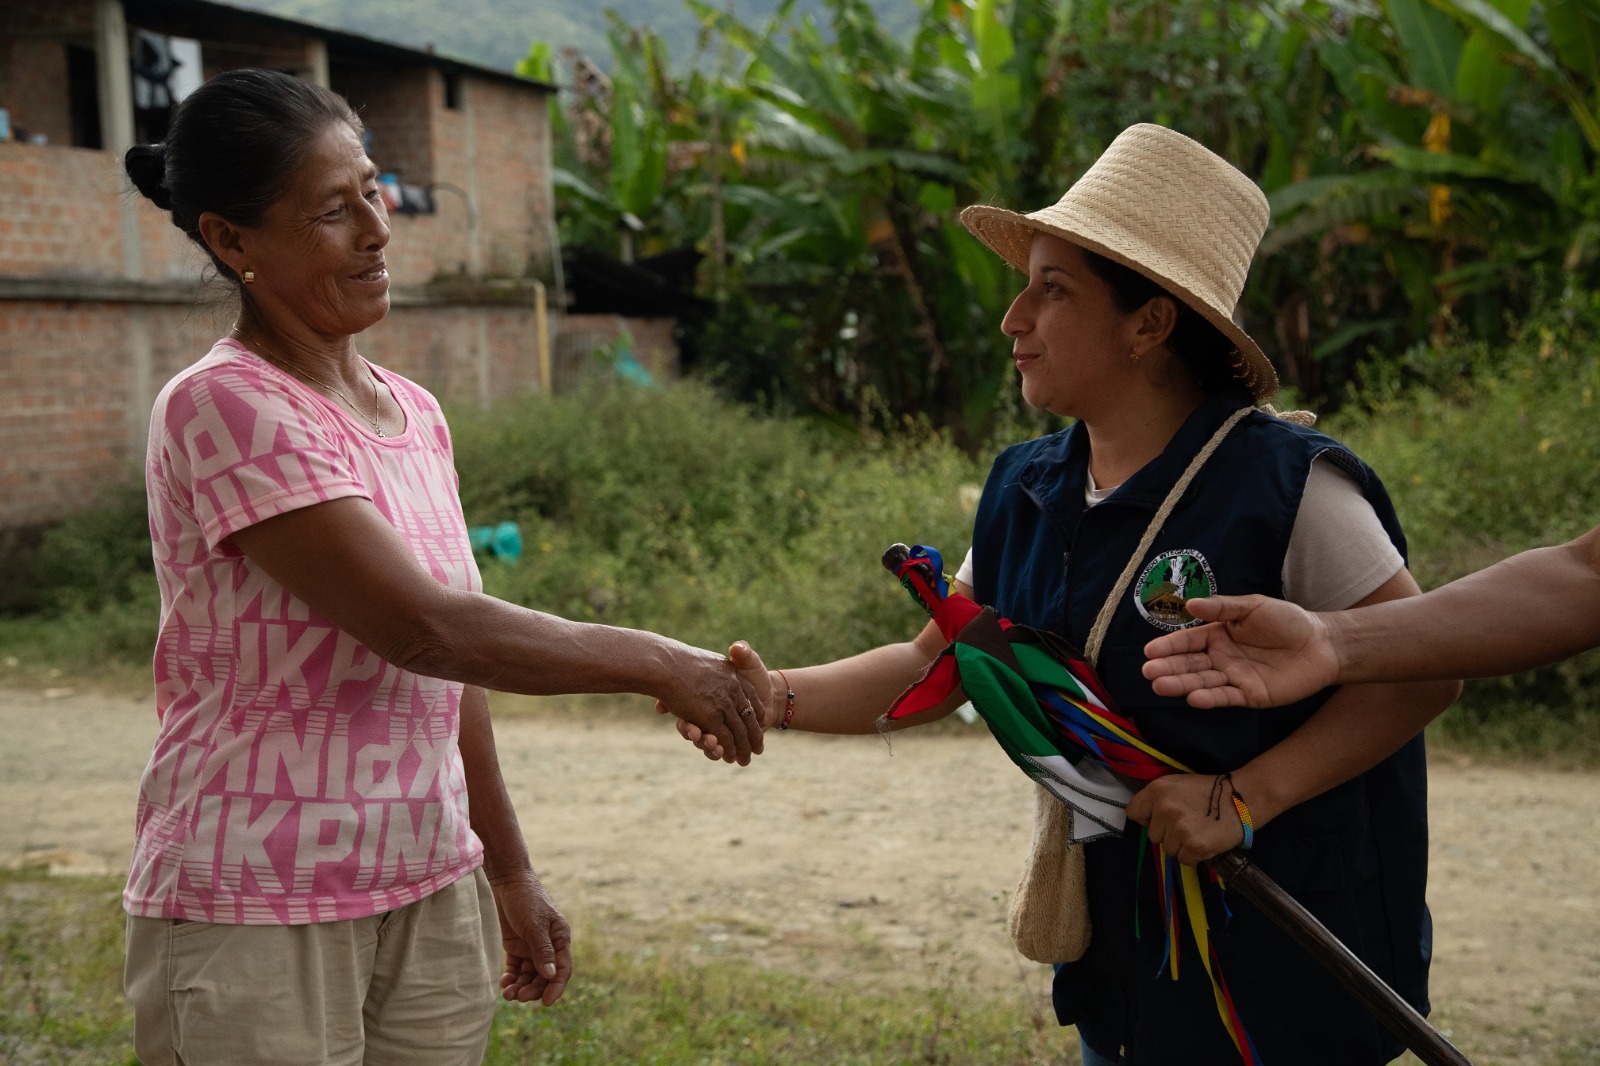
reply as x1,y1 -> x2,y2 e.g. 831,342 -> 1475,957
884,543 -> 1262,1063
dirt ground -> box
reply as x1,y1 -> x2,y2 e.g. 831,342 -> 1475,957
3,686 -> 1597,1064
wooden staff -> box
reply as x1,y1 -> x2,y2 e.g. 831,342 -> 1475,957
1208,850 -> 1472,1066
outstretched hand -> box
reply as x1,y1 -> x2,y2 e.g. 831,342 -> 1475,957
1141,594 -> 1339,709
660,641 -> 776,762
488,870 -> 573,1007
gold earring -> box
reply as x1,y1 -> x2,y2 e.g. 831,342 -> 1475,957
242,270 -> 256,284
1129,348 -> 1141,361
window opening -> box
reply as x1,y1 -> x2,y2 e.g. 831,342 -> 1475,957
67,45 -> 102,149
131,30 -> 202,144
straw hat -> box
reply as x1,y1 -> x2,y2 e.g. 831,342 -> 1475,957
960,123 -> 1277,401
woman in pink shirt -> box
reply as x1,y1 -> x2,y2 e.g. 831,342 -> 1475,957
121,68 -> 764,1065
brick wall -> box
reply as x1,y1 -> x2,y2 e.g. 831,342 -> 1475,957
338,64 -> 436,185
464,78 -> 553,278
554,314 -> 680,392
0,293 -> 549,528
352,71 -> 554,285
0,300 -> 199,524
0,2 -> 93,148
2,0 -> 554,285
0,0 -> 682,533
0,138 -> 215,280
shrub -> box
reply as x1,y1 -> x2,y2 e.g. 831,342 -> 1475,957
9,331 -> 1598,763
449,379 -> 985,667
1323,290 -> 1600,758
0,478 -> 151,618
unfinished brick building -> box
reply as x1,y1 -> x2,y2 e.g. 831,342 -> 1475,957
1,0 -> 567,531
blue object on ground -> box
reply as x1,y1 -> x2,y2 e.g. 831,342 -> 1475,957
468,521 -> 523,561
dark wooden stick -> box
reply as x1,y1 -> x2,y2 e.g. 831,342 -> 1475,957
1208,850 -> 1471,1066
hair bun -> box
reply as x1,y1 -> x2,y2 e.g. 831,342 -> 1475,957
124,143 -> 173,211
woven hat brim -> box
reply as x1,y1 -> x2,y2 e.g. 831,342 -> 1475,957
960,204 -> 1278,402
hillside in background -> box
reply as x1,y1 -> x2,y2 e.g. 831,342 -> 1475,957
223,0 -> 913,76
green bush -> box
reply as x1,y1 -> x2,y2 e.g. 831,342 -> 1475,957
0,479 -> 151,618
450,379 -> 984,667
1323,291 -> 1600,758
8,333 -> 1598,760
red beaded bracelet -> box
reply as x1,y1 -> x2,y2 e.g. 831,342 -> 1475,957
775,668 -> 796,730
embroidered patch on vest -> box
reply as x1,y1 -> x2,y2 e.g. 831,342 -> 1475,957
1134,549 -> 1217,630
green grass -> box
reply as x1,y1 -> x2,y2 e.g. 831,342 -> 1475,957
0,868 -> 1067,1066
483,938 -> 1062,1065
1321,293 -> 1600,763
0,870 -> 136,1066
7,867 -> 1598,1065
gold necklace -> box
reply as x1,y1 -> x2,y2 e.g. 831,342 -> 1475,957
233,325 -> 385,437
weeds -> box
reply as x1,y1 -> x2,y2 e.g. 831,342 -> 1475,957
0,869 -> 1067,1066
0,870 -> 135,1066
1324,294 -> 1600,760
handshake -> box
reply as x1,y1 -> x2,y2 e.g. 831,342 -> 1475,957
653,641 -> 787,765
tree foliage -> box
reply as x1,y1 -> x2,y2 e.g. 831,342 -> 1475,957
536,0 -> 1600,442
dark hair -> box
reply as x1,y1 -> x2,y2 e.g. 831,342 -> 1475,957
1079,248 -> 1241,395
124,69 -> 363,282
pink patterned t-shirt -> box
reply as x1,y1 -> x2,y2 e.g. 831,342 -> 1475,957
125,338 -> 485,924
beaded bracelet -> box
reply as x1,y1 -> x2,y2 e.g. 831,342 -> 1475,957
775,668 -> 796,731
1231,791 -> 1255,850
1209,772 -> 1255,850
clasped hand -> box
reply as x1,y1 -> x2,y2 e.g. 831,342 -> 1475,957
655,642 -> 768,765
659,641 -> 775,762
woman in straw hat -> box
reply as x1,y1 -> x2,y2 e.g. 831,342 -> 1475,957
685,124 -> 1459,1064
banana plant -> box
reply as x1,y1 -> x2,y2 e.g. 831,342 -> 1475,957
671,0 -> 1050,445
534,18 -> 673,256
1260,0 -> 1594,393
529,0 -> 1598,429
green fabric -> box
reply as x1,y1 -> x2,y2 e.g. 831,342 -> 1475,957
953,642 -> 1064,763
1010,641 -> 1092,702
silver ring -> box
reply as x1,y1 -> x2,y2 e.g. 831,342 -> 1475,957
739,705 -> 756,717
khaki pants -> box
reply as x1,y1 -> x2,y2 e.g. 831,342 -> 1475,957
125,869 -> 500,1066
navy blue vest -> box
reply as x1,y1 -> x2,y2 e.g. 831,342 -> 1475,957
972,391 -> 1431,1065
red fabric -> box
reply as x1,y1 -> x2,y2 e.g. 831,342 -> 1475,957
887,654 -> 962,719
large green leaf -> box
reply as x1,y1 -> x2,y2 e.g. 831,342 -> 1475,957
1268,171 -> 1381,216
1546,0 -> 1600,85
689,1 -> 855,138
1451,0 -> 1532,116
1546,0 -> 1600,128
1369,142 -> 1545,183
607,74 -> 667,219
1385,0 -> 1463,94
1311,317 -> 1400,362
1429,0 -> 1556,74
552,167 -> 614,213
1316,34 -> 1417,138
830,148 -> 969,181
742,97 -> 851,160
1262,170 -> 1427,256
1432,0 -> 1600,147
969,0 -> 1020,141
